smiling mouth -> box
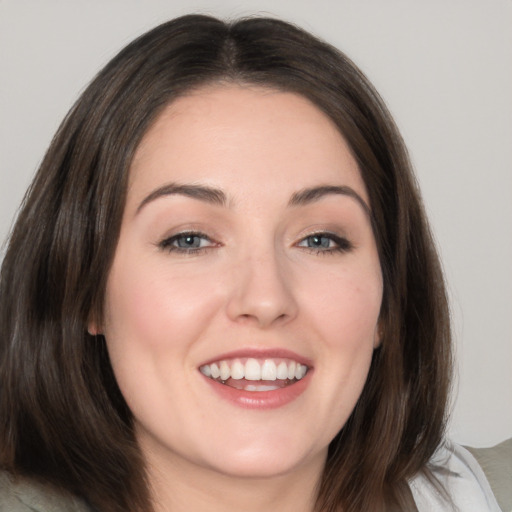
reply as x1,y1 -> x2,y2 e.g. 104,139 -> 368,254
199,357 -> 309,392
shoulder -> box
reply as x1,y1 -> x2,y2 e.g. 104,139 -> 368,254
408,439 -> 503,512
0,471 -> 93,512
465,437 -> 512,512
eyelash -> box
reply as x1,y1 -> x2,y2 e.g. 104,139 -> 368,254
158,231 -> 353,256
296,232 -> 353,255
158,231 -> 216,254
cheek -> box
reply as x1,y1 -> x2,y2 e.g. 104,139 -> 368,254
101,257 -> 228,425
304,265 -> 382,345
102,255 -> 224,358
311,271 -> 382,423
301,263 -> 382,396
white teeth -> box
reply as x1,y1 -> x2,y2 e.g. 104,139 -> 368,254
276,361 -> 288,379
244,358 -> 261,380
296,363 -> 306,379
261,360 -> 277,381
210,363 -> 220,379
245,384 -> 280,392
199,357 -> 309,383
220,361 -> 230,381
287,361 -> 296,380
231,360 -> 245,380
200,365 -> 212,377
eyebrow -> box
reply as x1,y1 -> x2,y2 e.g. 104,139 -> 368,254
136,183 -> 227,214
136,182 -> 370,217
288,185 -> 371,216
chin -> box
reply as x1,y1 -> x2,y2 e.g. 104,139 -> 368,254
207,452 -> 318,479
198,435 -> 328,480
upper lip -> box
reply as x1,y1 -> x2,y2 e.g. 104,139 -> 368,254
198,348 -> 314,368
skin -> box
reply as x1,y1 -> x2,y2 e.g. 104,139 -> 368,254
98,84 -> 383,512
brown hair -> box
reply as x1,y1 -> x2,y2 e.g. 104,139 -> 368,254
0,14 -> 452,512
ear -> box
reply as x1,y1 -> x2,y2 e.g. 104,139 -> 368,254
87,322 -> 101,336
87,315 -> 102,336
373,321 -> 383,349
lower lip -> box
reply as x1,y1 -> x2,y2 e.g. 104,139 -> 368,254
200,371 -> 312,410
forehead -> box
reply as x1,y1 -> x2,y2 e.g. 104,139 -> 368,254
128,84 -> 368,208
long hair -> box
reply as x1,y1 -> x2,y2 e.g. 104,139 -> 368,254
0,14 -> 452,512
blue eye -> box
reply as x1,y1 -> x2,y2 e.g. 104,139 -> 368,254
174,234 -> 205,248
159,232 -> 214,253
297,233 -> 352,253
303,235 -> 332,249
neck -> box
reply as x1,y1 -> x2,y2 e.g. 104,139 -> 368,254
144,446 -> 326,512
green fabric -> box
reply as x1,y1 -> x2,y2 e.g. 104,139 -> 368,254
466,437 -> 512,512
0,472 -> 91,512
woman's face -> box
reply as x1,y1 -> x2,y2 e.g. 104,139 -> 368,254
100,85 -> 383,479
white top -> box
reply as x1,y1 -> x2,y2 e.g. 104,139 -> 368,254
409,441 -> 502,511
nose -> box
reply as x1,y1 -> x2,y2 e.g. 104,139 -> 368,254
226,249 -> 298,328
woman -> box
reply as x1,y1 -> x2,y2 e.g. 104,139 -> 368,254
0,14 -> 501,512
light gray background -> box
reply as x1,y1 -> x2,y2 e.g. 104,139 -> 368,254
1,0 -> 511,447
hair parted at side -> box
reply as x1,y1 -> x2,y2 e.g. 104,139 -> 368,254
0,14 -> 452,512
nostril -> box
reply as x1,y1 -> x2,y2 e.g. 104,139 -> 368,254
225,265 -> 299,327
